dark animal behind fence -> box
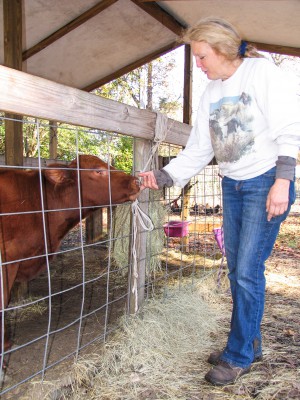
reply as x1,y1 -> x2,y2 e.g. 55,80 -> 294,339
0,154 -> 140,360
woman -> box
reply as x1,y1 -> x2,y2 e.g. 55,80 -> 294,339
139,17 -> 300,386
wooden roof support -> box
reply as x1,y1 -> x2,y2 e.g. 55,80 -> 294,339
4,0 -> 28,299
3,0 -> 23,167
251,42 -> 300,58
4,0 -> 22,70
181,44 -> 193,249
183,44 -> 192,126
131,0 -> 186,34
22,0 -> 119,61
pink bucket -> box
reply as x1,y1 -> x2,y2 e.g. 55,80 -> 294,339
213,227 -> 226,255
163,221 -> 190,237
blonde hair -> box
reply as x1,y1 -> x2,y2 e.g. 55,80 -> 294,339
180,17 -> 262,60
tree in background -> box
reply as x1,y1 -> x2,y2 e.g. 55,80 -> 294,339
93,51 -> 182,171
94,52 -> 181,117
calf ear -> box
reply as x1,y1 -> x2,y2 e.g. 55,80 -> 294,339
44,164 -> 75,185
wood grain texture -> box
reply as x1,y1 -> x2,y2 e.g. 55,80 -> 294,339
0,66 -> 191,146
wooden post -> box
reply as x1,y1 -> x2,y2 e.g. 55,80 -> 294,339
49,120 -> 58,159
3,0 -> 23,167
183,45 -> 193,126
3,0 -> 27,299
129,138 -> 151,314
86,208 -> 104,244
182,45 -> 193,251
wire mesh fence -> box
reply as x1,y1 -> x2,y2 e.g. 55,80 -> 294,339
0,113 -> 299,398
0,114 -> 226,397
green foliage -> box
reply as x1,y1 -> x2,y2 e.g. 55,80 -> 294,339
55,125 -> 107,161
110,136 -> 134,173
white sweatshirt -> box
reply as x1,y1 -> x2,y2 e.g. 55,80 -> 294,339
164,58 -> 300,187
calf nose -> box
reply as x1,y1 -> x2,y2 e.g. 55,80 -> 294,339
135,177 -> 141,187
128,176 -> 140,191
128,177 -> 141,201
133,177 -> 141,193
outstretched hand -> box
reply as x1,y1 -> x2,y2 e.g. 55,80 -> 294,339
138,171 -> 159,191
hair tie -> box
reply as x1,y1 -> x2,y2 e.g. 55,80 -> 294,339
239,40 -> 247,57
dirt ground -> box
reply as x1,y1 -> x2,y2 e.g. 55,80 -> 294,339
215,213 -> 300,399
0,210 -> 299,399
0,233 -> 132,398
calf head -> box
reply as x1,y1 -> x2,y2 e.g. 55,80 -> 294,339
44,154 -> 140,210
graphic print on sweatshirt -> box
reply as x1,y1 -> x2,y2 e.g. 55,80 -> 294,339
209,92 -> 255,163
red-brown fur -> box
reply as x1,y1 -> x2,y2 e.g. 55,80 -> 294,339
0,155 -> 140,356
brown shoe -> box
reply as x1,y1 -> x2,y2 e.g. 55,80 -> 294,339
208,350 -> 262,366
205,361 -> 251,386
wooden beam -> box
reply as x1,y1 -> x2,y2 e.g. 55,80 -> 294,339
4,0 -> 26,299
22,0 -> 119,61
131,0 -> 186,35
3,0 -> 23,167
251,42 -> 300,58
4,0 -> 22,70
131,2 -> 300,58
182,44 -> 193,250
0,66 -> 192,146
82,41 -> 182,91
183,44 -> 192,125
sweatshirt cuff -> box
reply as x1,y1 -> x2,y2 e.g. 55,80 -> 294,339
153,169 -> 174,189
275,156 -> 296,180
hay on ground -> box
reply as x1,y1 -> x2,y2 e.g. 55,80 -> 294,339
25,263 -> 300,400
112,191 -> 167,275
70,279 -> 226,400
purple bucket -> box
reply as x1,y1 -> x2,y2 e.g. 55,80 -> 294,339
213,227 -> 225,255
163,221 -> 190,237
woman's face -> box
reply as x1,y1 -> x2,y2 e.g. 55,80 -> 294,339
191,41 -> 235,81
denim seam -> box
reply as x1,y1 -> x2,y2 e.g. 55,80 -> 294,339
249,222 -> 275,345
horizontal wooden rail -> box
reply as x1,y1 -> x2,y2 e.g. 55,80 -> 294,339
0,66 -> 191,147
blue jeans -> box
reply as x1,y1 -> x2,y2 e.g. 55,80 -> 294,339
220,167 -> 295,368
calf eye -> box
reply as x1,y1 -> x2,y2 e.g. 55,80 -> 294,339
96,169 -> 108,176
